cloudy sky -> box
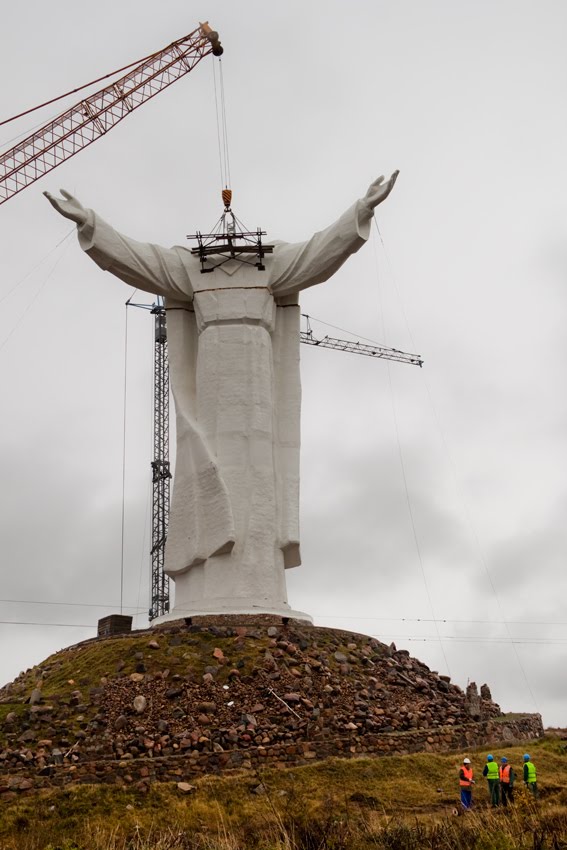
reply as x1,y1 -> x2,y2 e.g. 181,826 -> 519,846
1,1 -> 566,726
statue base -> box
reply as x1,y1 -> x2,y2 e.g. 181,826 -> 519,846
152,601 -> 312,627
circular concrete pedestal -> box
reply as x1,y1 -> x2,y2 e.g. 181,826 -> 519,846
152,604 -> 313,627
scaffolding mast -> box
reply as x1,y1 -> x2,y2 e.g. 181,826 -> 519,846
149,302 -> 171,620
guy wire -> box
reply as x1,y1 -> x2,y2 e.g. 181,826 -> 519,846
372,215 -> 538,711
372,214 -> 451,678
120,304 -> 130,616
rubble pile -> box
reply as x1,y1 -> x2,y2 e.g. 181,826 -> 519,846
0,619 -> 542,792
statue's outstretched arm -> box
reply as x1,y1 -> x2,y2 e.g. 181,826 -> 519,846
44,189 -> 193,301
269,171 -> 399,297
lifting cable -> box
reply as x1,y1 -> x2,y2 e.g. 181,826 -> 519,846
372,216 -> 539,711
212,58 -> 231,191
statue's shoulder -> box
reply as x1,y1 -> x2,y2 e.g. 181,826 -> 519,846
169,243 -> 200,268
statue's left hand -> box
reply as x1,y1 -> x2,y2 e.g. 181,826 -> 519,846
364,171 -> 399,209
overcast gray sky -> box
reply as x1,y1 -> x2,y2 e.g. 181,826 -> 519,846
1,0 -> 566,727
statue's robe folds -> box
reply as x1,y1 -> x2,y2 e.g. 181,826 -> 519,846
78,199 -> 373,617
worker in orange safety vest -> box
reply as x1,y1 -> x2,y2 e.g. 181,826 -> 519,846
499,757 -> 515,806
459,757 -> 475,809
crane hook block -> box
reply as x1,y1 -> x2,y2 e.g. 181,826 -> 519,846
222,189 -> 232,209
200,22 -> 224,56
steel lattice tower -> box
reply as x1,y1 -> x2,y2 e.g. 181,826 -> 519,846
149,304 -> 171,620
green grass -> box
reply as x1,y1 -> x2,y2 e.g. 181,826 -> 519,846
2,630 -> 302,705
0,703 -> 27,722
1,631 -> 275,714
0,737 -> 565,849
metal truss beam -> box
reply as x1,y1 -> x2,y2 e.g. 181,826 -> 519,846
0,26 -> 219,205
300,315 -> 423,366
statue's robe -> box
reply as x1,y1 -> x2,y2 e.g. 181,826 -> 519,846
78,198 -> 373,616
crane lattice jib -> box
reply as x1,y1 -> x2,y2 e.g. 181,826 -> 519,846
300,331 -> 423,366
0,27 -> 215,205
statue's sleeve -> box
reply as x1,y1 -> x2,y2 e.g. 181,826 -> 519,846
77,210 -> 193,300
268,199 -> 373,297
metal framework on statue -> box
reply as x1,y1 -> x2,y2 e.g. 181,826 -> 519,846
149,304 -> 171,620
187,194 -> 274,273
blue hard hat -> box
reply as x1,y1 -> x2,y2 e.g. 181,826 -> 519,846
523,753 -> 530,761
487,754 -> 494,761
501,757 -> 508,763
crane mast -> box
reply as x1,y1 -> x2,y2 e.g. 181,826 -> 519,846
149,304 -> 171,620
0,24 -> 222,205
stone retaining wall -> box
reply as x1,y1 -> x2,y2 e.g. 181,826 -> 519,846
0,713 -> 543,795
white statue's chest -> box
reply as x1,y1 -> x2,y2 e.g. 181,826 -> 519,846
191,261 -> 276,333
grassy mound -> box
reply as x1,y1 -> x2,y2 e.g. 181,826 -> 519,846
0,619 -> 505,755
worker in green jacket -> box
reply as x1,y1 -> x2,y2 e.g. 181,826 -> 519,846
523,754 -> 538,797
482,753 -> 500,806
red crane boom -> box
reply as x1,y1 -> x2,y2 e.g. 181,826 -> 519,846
0,23 -> 222,205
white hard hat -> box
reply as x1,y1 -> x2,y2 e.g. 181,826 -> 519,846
463,758 -> 471,764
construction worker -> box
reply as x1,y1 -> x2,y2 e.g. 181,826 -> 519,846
482,753 -> 500,806
523,754 -> 538,797
459,757 -> 474,809
499,756 -> 515,806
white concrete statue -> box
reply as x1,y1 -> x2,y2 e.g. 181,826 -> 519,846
44,172 -> 398,621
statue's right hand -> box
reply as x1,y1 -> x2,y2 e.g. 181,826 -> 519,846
43,189 -> 88,226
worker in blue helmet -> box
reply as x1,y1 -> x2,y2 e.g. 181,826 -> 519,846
483,754 -> 500,807
523,754 -> 538,797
